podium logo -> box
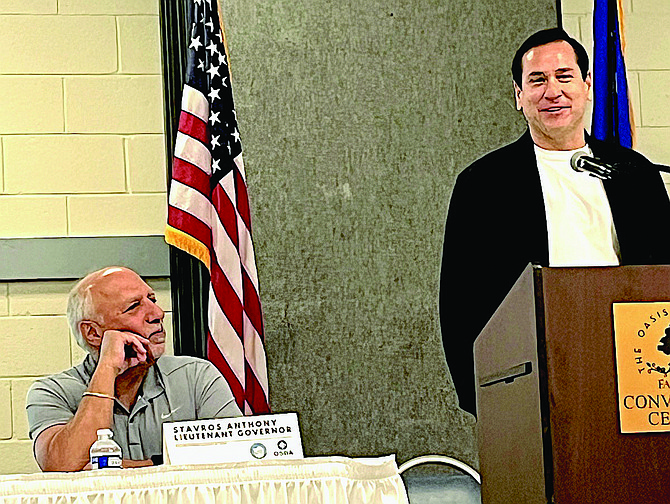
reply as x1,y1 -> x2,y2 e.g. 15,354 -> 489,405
646,324 -> 670,377
613,302 -> 670,433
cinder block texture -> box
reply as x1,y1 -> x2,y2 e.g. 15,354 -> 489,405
562,14 -> 582,40
11,379 -> 34,440
59,0 -> 159,15
164,312 -> 174,357
577,16 -> 593,63
0,16 -> 116,74
0,78 -> 63,134
70,339 -> 88,365
0,381 -> 11,439
631,0 -> 670,14
636,127 -> 670,165
146,278 -> 172,312
118,16 -> 162,74
0,285 -> 8,317
8,281 -> 70,316
127,135 -> 168,193
639,72 -> 670,127
626,15 -> 670,70
3,136 -> 125,194
68,194 -> 167,236
0,197 -> 67,238
0,317 -> 71,376
0,441 -> 40,474
0,0 -> 57,14
65,77 -> 164,134
627,72 -> 641,128
561,0 -> 592,14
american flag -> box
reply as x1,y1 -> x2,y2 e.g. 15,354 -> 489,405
165,0 -> 270,415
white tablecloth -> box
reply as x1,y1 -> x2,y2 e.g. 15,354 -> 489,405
0,455 -> 409,504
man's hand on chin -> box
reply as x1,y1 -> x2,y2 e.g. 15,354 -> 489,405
98,330 -> 150,376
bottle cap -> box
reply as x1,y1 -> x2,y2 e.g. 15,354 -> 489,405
96,428 -> 113,438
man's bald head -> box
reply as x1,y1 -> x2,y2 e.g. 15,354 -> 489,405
67,266 -> 140,352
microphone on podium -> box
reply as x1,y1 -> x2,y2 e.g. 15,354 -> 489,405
571,152 -> 670,180
570,152 -> 618,180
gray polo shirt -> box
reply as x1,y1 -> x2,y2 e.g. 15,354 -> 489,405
26,355 -> 242,460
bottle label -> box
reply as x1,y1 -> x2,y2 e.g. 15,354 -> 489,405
91,455 -> 122,469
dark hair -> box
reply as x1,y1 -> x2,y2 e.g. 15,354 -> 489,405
512,28 -> 589,87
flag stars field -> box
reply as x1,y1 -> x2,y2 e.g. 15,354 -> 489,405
206,64 -> 220,78
208,88 -> 220,101
189,36 -> 202,51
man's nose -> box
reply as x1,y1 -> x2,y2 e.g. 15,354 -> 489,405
147,302 -> 165,323
544,77 -> 562,98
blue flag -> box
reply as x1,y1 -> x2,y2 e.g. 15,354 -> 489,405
592,0 -> 633,148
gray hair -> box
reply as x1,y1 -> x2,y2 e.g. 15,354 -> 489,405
66,275 -> 96,353
67,266 -> 136,353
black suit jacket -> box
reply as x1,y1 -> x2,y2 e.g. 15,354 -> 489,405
440,131 -> 670,415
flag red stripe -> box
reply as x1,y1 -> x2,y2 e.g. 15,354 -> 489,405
210,258 -> 244,337
172,158 -> 211,196
167,206 -> 212,250
245,361 -> 270,414
178,110 -> 208,145
207,331 -> 245,411
234,168 -> 251,231
242,268 -> 264,337
212,183 -> 239,248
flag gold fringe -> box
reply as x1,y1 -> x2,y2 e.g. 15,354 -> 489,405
165,225 -> 211,270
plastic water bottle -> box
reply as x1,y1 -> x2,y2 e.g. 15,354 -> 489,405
90,428 -> 122,469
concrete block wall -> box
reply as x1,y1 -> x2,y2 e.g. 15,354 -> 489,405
0,0 -> 166,238
562,0 -> 670,188
0,0 -> 170,474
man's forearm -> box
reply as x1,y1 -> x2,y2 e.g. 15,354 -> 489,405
36,365 -> 117,472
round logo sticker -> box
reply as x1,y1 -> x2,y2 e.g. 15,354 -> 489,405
250,443 -> 267,459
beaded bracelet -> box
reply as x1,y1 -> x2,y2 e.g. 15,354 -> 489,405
82,391 -> 115,401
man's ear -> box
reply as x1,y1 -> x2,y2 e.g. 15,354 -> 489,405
79,320 -> 103,349
585,71 -> 592,101
513,82 -> 523,111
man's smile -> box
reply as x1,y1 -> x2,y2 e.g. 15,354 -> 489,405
540,105 -> 570,113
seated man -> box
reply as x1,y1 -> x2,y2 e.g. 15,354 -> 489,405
26,266 -> 242,471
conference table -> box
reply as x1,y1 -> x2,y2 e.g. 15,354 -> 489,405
0,455 -> 410,504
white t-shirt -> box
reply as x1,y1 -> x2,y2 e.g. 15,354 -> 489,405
534,144 -> 620,267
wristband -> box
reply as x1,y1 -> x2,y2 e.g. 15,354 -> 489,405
82,391 -> 115,401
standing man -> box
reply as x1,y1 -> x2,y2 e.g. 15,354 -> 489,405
27,266 -> 242,471
440,28 -> 670,416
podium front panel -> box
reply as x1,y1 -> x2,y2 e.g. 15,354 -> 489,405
475,265 -> 670,504
541,266 -> 670,503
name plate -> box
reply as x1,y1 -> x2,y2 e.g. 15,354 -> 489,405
162,412 -> 304,465
613,302 -> 670,433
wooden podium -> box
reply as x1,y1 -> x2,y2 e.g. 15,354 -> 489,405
474,264 -> 670,503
